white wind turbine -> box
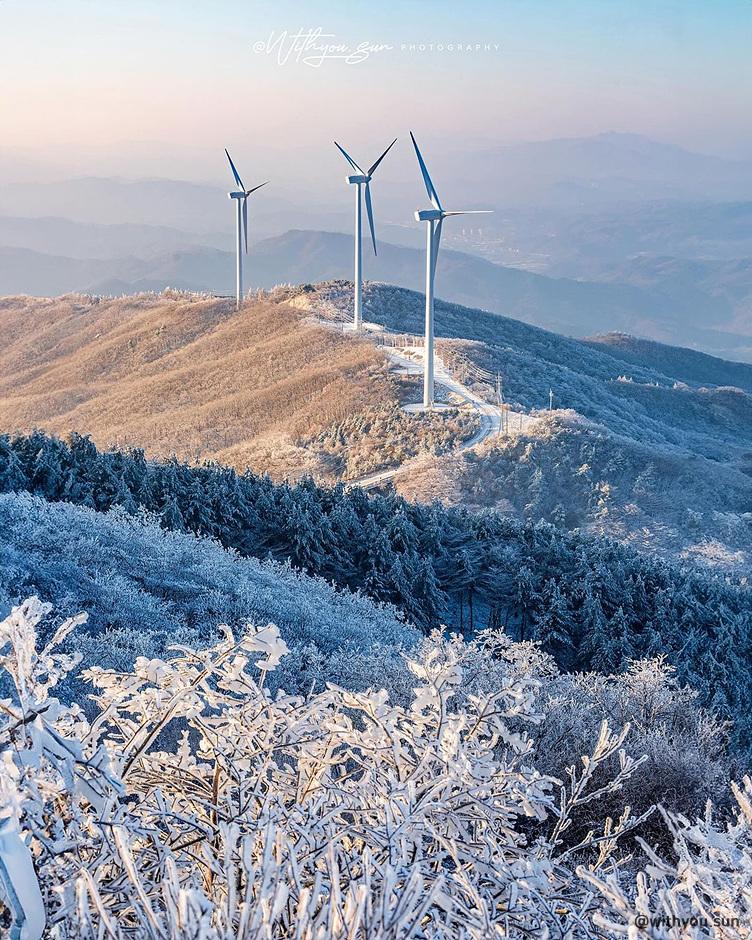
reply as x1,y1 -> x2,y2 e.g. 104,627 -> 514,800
334,138 -> 397,330
225,149 -> 268,309
410,132 -> 492,409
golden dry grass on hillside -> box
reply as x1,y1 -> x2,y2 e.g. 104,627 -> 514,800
0,292 -> 396,479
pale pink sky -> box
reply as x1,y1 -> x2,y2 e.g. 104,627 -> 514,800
2,0 -> 751,183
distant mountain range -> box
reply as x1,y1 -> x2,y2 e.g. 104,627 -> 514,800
0,214 -> 231,260
4,131 -> 752,360
4,134 -> 752,225
0,177 -> 229,231
0,176 -> 343,238
458,132 -> 752,206
488,201 -> 752,275
1,229 -> 750,360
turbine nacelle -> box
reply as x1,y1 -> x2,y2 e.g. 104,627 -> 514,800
334,137 -> 398,262
415,209 -> 443,222
228,191 -> 246,200
416,208 -> 492,222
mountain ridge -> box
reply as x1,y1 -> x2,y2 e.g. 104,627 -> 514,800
2,228 -> 746,360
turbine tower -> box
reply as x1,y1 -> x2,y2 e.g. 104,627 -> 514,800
334,138 -> 397,330
410,132 -> 492,409
225,149 -> 268,309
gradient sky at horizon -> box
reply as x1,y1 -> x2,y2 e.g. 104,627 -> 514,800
2,0 -> 752,181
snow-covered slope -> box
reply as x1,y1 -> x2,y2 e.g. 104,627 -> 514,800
288,281 -> 752,456
0,491 -> 419,698
289,281 -> 752,572
393,411 -> 752,572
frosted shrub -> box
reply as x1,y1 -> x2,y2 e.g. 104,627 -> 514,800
0,599 -> 749,938
581,782 -> 752,938
534,656 -> 733,836
406,631 -> 732,837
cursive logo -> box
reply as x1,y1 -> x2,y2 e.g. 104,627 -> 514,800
253,28 -> 393,68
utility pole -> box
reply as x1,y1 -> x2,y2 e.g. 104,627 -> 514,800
549,388 -> 553,412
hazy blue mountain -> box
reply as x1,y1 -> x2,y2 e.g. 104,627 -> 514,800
4,135 -> 752,229
369,133 -> 752,209
0,214 -> 231,260
0,177 -> 228,231
585,331 -> 752,391
0,246 -> 227,296
0,176 -> 344,239
503,202 -> 752,276
0,248 -> 116,296
585,254 -> 752,316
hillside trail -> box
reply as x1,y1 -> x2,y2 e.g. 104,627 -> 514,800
345,337 -> 537,491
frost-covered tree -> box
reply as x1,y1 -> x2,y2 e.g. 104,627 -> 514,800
2,432 -> 752,754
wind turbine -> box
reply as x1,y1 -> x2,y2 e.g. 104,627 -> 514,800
225,149 -> 268,309
334,138 -> 397,330
410,132 -> 492,409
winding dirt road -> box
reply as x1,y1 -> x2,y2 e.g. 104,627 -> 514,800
346,344 -> 535,491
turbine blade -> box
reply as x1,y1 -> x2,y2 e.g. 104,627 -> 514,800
225,149 -> 244,190
334,141 -> 364,174
431,218 -> 443,281
410,132 -> 442,211
242,197 -> 248,253
442,209 -> 493,216
364,182 -> 377,255
245,181 -> 269,196
367,137 -> 398,177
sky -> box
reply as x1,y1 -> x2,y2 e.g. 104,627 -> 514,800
1,0 -> 752,183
